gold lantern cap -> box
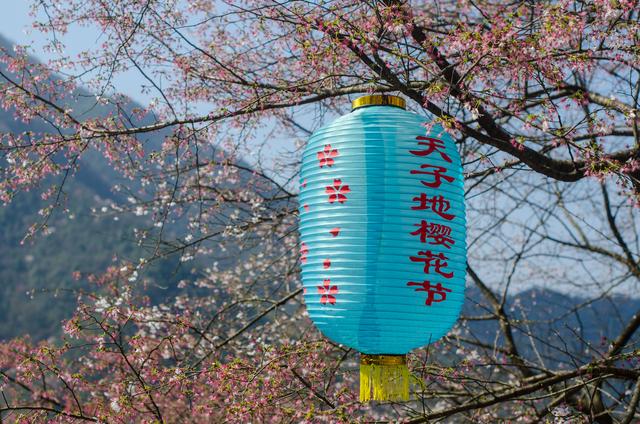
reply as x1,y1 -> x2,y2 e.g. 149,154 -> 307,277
352,94 -> 406,111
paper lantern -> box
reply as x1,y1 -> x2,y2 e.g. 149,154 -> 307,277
299,94 -> 466,401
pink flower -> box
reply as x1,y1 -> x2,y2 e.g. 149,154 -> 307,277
326,179 -> 350,203
510,138 -> 525,152
317,279 -> 338,305
317,144 -> 338,168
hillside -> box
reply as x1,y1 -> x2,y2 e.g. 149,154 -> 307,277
0,34 -> 190,341
463,286 -> 640,367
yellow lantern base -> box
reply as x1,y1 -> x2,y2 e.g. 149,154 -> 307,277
359,354 -> 409,402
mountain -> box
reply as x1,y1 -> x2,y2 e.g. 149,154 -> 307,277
463,286 -> 640,367
0,34 -> 190,341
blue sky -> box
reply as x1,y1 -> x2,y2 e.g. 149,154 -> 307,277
0,2 -> 151,104
0,2 -> 300,183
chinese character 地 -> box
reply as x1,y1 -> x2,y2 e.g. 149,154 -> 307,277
411,193 -> 455,220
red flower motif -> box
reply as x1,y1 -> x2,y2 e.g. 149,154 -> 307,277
317,144 -> 339,168
329,227 -> 340,237
318,279 -> 338,305
300,242 -> 308,264
323,258 -> 331,269
303,204 -> 310,212
326,179 -> 350,204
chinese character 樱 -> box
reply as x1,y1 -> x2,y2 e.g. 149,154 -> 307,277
410,221 -> 455,248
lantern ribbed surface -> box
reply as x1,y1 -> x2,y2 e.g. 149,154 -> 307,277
299,101 -> 466,355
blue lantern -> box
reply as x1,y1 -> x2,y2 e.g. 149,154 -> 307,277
299,95 -> 466,401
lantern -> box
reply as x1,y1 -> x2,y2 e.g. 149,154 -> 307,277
299,94 -> 466,401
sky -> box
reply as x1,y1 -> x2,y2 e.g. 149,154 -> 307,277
0,2 -> 153,105
0,2 -> 302,185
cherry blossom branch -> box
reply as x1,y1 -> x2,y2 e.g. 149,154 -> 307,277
407,357 -> 639,422
0,406 -> 97,422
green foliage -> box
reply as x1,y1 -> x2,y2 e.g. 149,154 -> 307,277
0,175 -> 194,341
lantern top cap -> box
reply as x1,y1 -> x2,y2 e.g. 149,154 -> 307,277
361,354 -> 407,366
352,94 -> 406,111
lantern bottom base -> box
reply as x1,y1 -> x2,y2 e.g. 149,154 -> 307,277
359,354 -> 409,402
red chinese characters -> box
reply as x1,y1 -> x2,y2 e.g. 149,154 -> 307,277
406,281 -> 451,306
410,251 -> 454,278
410,221 -> 454,248
410,136 -> 452,163
411,194 -> 455,220
410,164 -> 455,188
407,135 -> 456,306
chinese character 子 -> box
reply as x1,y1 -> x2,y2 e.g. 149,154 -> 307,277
410,164 -> 455,188
410,136 -> 452,163
410,221 -> 455,248
411,193 -> 455,220
410,250 -> 454,278
318,279 -> 338,305
317,144 -> 339,168
326,179 -> 350,204
406,281 -> 451,306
